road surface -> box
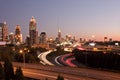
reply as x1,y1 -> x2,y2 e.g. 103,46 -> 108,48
22,68 -> 91,80
12,62 -> 120,80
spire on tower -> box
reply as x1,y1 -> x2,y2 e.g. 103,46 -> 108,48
58,28 -> 61,33
4,21 -> 6,25
16,25 -> 20,29
32,16 -> 34,19
30,16 -> 36,23
58,28 -> 61,39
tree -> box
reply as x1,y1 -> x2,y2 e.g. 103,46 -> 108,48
15,67 -> 24,80
4,58 -> 14,80
56,74 -> 64,80
0,62 -> 4,79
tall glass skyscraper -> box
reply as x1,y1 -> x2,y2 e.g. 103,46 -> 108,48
15,25 -> 22,44
29,16 -> 38,46
0,22 -> 8,41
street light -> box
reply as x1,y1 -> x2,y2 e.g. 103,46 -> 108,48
19,50 -> 23,53
19,50 -> 25,67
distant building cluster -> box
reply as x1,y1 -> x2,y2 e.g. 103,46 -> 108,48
0,16 -> 118,48
0,22 -> 22,46
0,17 -> 82,48
25,17 -> 77,49
26,16 -> 48,48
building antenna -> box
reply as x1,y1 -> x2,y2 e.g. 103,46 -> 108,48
57,16 -> 61,33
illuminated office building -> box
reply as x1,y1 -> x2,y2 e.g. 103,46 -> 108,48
29,16 -> 38,46
9,32 -> 15,44
15,25 -> 22,44
0,22 -> 8,41
39,32 -> 47,43
56,28 -> 62,43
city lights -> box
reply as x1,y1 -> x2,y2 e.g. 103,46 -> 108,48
0,0 -> 120,80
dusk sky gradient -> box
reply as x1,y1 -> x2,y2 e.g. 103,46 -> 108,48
0,0 -> 120,41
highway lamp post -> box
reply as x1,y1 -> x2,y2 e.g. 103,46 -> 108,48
19,50 -> 25,67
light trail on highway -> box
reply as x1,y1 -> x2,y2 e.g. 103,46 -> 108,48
65,57 -> 76,67
38,50 -> 54,66
55,53 -> 78,67
55,55 -> 64,66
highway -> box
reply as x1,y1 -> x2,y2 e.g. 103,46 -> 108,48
29,51 -> 120,80
1,49 -> 120,80
38,49 -> 77,67
12,62 -> 120,80
22,68 -> 84,80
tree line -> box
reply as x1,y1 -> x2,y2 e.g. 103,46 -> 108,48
73,49 -> 120,71
0,58 -> 24,80
0,60 -> 64,80
0,46 -> 64,80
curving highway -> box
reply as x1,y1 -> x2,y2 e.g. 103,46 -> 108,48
37,49 -> 77,67
35,49 -> 120,80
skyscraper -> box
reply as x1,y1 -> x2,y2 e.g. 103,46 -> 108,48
0,22 -> 8,41
25,35 -> 30,46
39,32 -> 47,43
38,32 -> 49,49
57,28 -> 62,43
58,28 -> 61,40
15,25 -> 22,44
29,16 -> 38,46
9,32 -> 15,44
55,28 -> 62,44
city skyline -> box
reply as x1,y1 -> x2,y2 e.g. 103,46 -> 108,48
0,0 -> 120,41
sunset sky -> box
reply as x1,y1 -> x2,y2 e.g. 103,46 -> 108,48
0,0 -> 120,41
